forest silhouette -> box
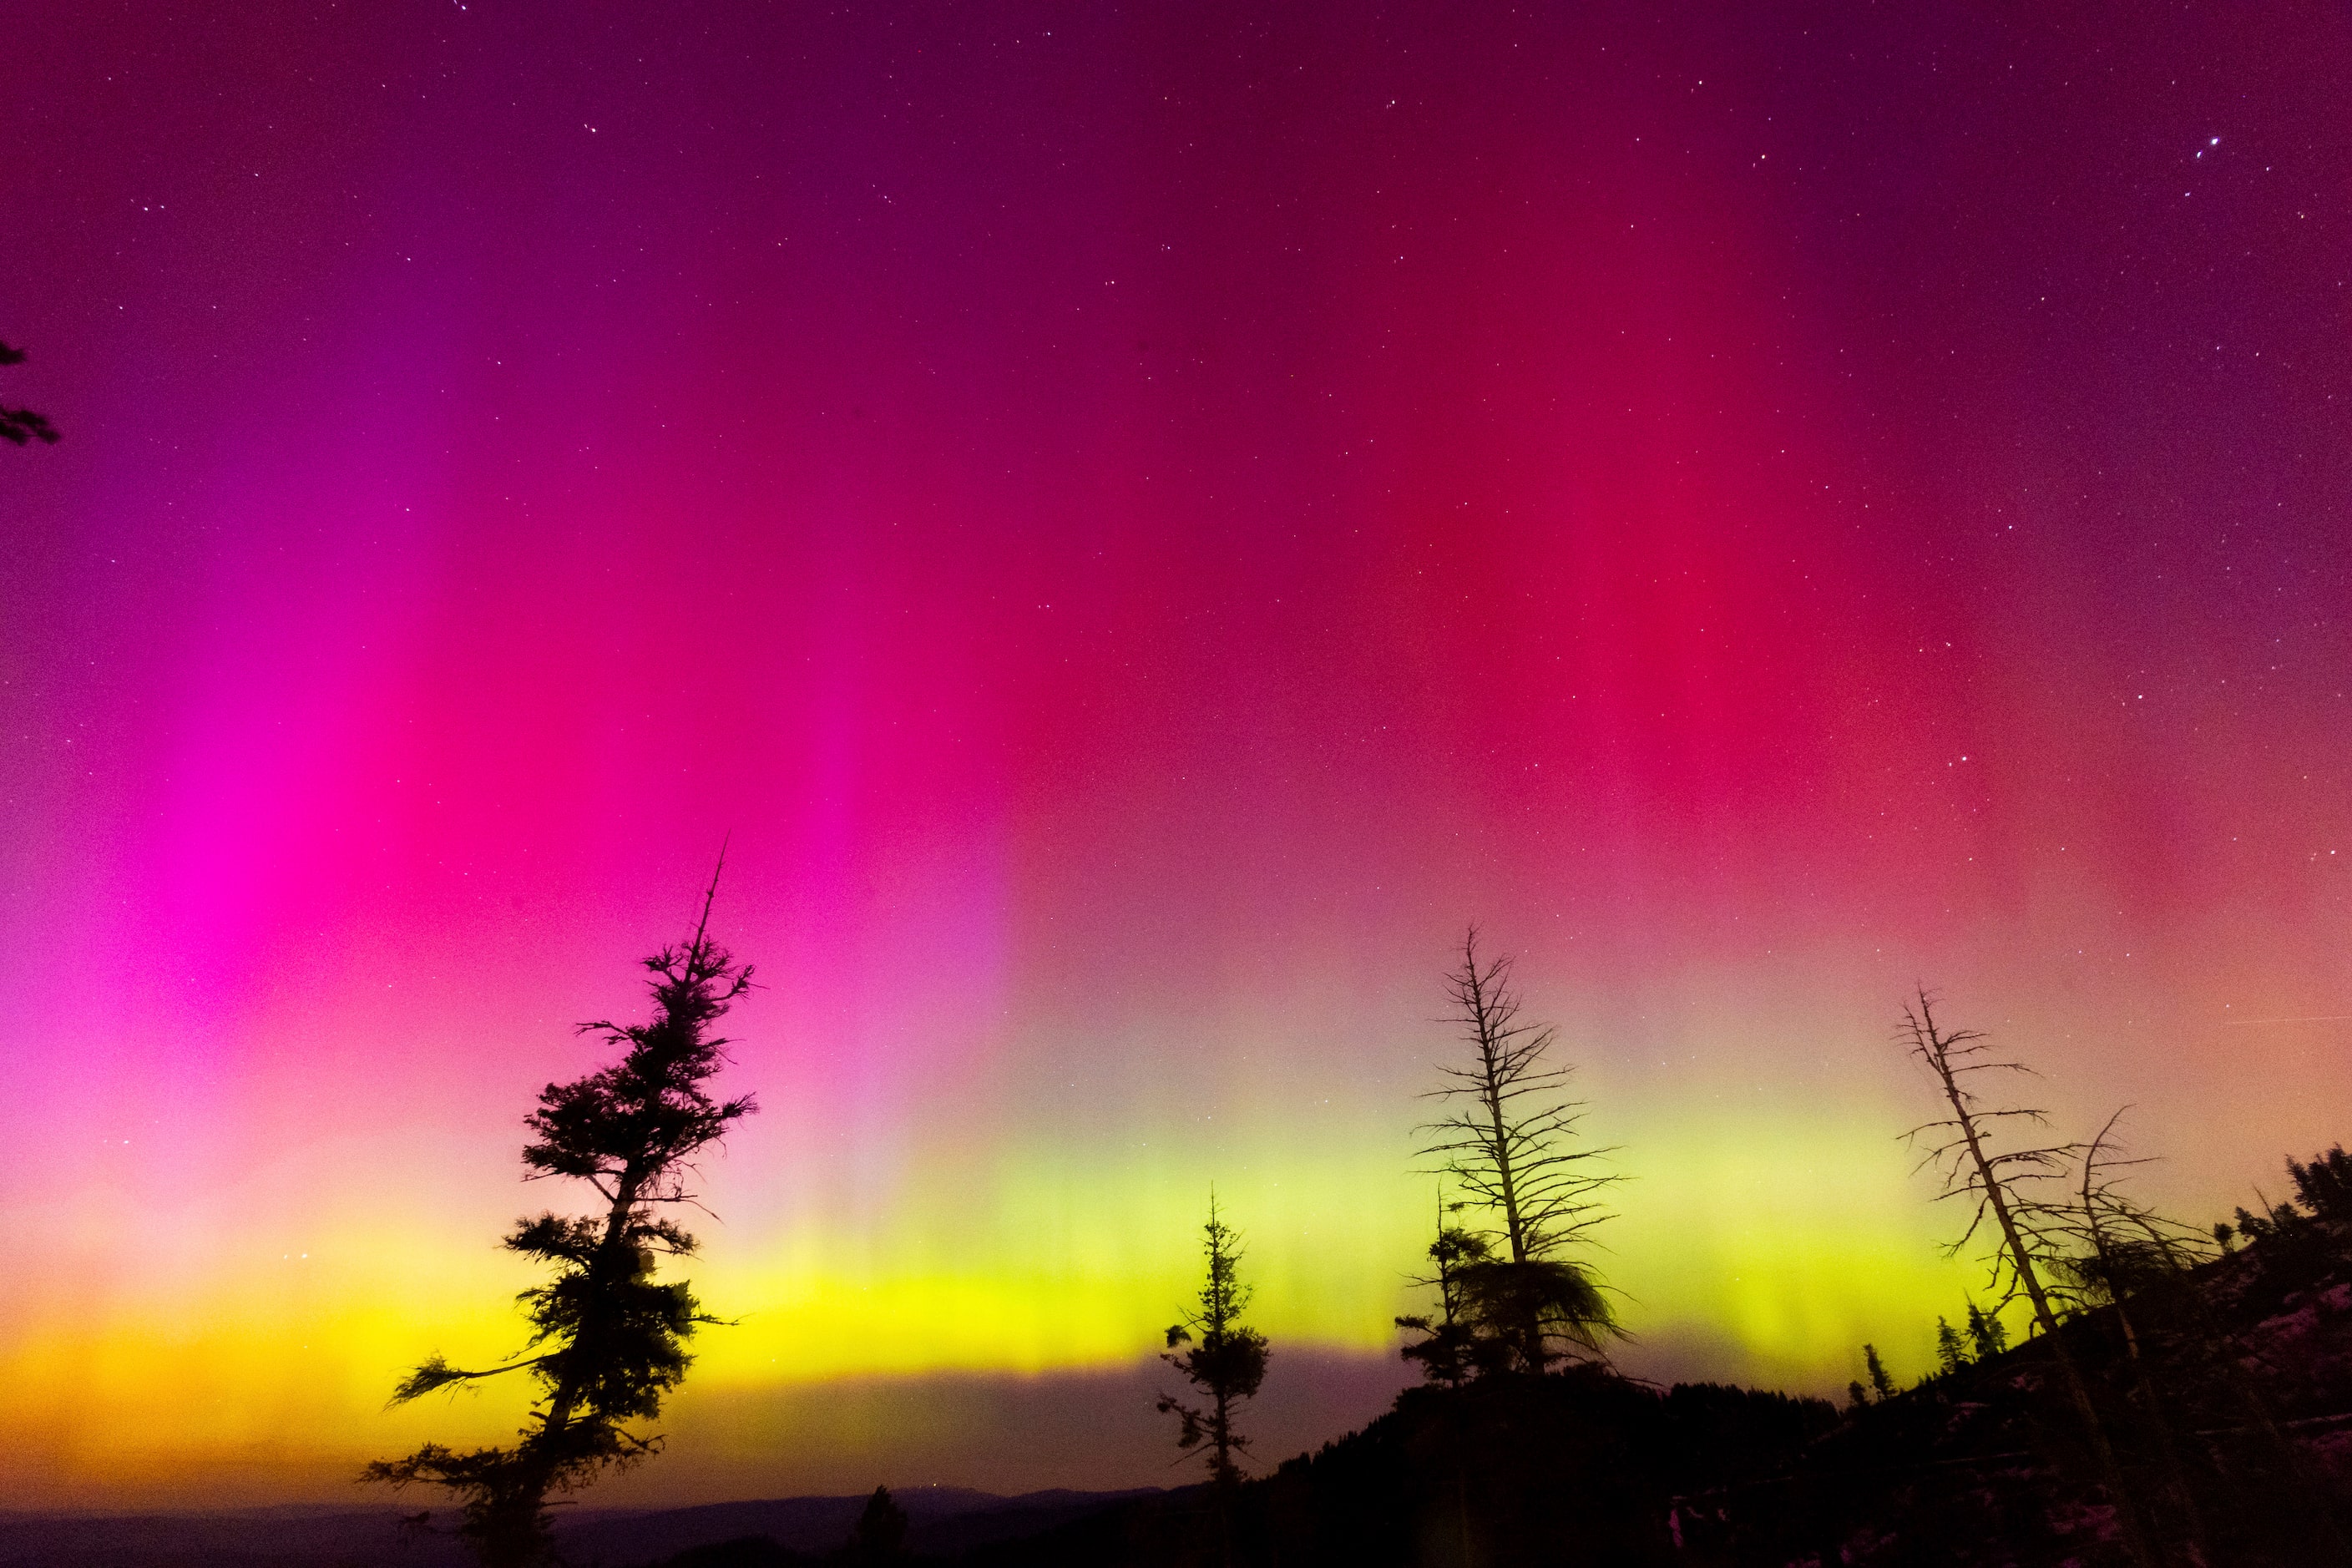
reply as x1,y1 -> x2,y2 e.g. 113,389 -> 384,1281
360,888 -> 2352,1568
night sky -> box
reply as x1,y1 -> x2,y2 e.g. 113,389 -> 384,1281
3,1 -> 2348,1510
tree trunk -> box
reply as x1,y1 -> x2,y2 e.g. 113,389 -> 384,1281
1935,1059 -> 2158,1568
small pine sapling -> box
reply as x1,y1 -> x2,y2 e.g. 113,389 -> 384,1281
1158,1196 -> 1270,1489
2287,1145 -> 2352,1222
1935,1317 -> 1968,1376
846,1486 -> 910,1562
1863,1343 -> 1896,1402
1396,1196 -> 1503,1386
1964,1300 -> 2008,1360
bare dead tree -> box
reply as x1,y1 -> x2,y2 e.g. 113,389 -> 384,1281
364,862 -> 757,1566
2055,1111 -> 2210,1562
1898,989 -> 2157,1568
1418,928 -> 1621,1372
2065,1113 -> 2350,1565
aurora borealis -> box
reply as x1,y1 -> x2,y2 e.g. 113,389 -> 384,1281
3,0 -> 2349,1512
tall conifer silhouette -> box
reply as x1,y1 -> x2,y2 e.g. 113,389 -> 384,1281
1157,1195 -> 1270,1489
365,867 -> 756,1566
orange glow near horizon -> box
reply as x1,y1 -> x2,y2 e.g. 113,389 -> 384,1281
5,0 -> 2349,1510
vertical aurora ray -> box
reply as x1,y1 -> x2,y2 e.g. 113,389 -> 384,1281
3,0 -> 2348,1508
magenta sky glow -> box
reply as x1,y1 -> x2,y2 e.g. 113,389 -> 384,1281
3,2 -> 2348,1509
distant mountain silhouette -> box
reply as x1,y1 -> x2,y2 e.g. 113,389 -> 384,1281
0,1488 -> 1160,1568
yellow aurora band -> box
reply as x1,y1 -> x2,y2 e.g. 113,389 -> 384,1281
3,1084 -> 1986,1506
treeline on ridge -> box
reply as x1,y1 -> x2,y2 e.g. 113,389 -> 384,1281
362,883 -> 2352,1568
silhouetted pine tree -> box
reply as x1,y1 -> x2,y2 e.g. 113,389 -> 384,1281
1964,1300 -> 2008,1359
1934,1317 -> 1967,1376
1396,1196 -> 1505,1386
0,341 -> 58,446
845,1486 -> 910,1562
2233,1198 -> 2303,1244
1158,1195 -> 1270,1489
2288,1144 -> 2352,1222
1415,928 -> 1621,1373
1862,1343 -> 1895,1402
364,869 -> 757,1567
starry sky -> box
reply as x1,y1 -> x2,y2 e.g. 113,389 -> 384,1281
3,0 -> 2348,1510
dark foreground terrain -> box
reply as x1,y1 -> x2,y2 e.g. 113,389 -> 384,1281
0,1487 -> 1152,1568
960,1201 -> 2351,1568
